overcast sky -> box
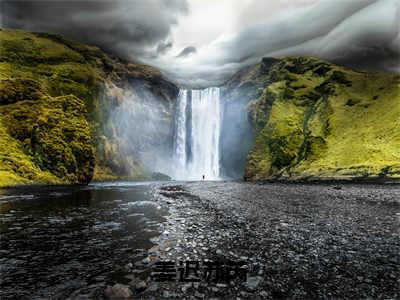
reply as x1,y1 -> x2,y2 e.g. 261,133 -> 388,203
1,0 -> 399,86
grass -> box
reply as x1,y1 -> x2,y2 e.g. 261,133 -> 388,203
0,95 -> 95,186
0,115 -> 60,187
244,57 -> 400,180
0,28 -> 168,186
0,29 -> 105,186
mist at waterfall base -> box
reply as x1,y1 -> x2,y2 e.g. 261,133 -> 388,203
105,87 -> 174,178
105,85 -> 252,181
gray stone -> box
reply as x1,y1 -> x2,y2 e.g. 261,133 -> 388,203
245,276 -> 263,291
151,172 -> 171,181
195,291 -> 205,298
105,283 -> 133,299
142,257 -> 151,265
135,280 -> 147,292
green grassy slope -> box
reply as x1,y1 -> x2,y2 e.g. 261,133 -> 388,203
0,28 -> 177,187
240,57 -> 400,180
0,29 -> 101,186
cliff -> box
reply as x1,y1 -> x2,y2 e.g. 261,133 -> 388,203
2,28 -> 399,185
225,57 -> 400,181
0,28 -> 178,187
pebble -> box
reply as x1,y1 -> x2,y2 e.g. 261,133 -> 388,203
105,283 -> 133,299
144,183 -> 400,299
142,257 -> 151,265
135,280 -> 147,292
194,291 -> 205,298
124,262 -> 133,271
244,276 -> 263,291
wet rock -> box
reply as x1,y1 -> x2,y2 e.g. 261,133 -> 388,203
134,280 -> 147,292
259,290 -> 269,297
134,261 -> 144,268
181,284 -> 190,293
142,257 -> 151,265
210,286 -> 219,293
146,283 -> 159,292
244,276 -> 263,291
105,284 -> 133,299
195,291 -> 205,298
163,290 -> 178,298
151,172 -> 171,181
94,276 -> 106,282
83,181 -> 400,300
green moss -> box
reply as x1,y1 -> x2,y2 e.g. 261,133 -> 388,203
0,29 -> 85,65
0,29 -> 174,186
244,57 -> 400,180
0,95 -> 95,185
0,29 -> 102,186
0,116 -> 61,187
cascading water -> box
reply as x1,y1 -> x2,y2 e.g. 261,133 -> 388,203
173,90 -> 188,178
173,87 -> 222,180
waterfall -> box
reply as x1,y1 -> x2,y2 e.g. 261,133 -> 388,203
173,90 -> 188,178
173,87 -> 222,180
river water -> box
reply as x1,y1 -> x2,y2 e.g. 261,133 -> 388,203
0,182 -> 168,299
1,181 -> 399,299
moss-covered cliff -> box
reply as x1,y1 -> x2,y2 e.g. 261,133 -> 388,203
2,28 -> 399,185
225,57 -> 400,181
0,28 -> 178,187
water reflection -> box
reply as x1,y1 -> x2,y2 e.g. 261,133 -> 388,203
0,182 -> 167,299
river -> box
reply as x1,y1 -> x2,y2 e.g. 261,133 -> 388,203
1,181 -> 399,299
0,182 -> 168,299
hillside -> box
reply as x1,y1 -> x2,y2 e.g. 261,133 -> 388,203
1,28 -> 399,186
225,57 -> 400,181
0,28 -> 178,187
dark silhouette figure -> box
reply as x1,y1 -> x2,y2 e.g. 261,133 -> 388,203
202,175 -> 205,180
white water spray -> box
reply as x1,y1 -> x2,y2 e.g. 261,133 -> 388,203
173,87 -> 222,180
173,89 -> 188,177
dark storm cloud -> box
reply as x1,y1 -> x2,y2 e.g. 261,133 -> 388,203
176,46 -> 196,58
0,0 -> 188,60
162,0 -> 400,87
204,0 -> 399,70
0,0 -> 398,86
156,41 -> 173,56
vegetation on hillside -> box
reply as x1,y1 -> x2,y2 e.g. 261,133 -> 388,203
238,57 -> 400,180
1,28 -> 398,186
0,28 -> 177,187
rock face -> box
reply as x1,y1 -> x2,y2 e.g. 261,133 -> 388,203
0,28 -> 178,187
151,172 -> 172,181
2,28 -> 399,186
105,283 -> 133,299
224,57 -> 400,181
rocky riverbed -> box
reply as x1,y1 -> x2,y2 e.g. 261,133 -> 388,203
1,181 -> 399,299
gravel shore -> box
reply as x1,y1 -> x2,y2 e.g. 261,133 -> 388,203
2,181 -> 398,299
134,181 -> 400,299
